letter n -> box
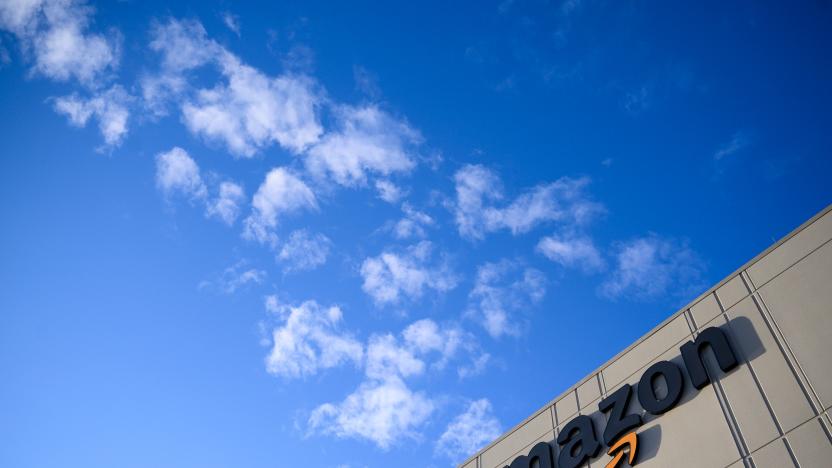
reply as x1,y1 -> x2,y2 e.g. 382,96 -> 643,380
680,326 -> 739,389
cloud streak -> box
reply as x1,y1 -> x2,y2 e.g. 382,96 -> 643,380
452,164 -> 604,240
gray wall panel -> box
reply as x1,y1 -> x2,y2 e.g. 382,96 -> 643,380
716,275 -> 750,311
750,438 -> 794,468
601,314 -> 691,389
757,240 -> 832,411
788,418 -> 832,468
480,408 -> 553,468
747,208 -> 832,287
555,391 -> 578,425
690,293 -> 722,328
723,297 -> 814,433
697,316 -> 780,453
577,375 -> 601,410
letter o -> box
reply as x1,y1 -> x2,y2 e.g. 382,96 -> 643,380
637,360 -> 684,415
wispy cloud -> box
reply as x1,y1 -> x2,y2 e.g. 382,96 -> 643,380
155,147 -> 209,201
466,260 -> 546,338
53,85 -> 131,148
243,167 -> 317,246
536,234 -> 604,272
714,132 -> 750,161
305,104 -> 421,186
155,147 -> 246,225
144,18 -> 323,156
305,315 -> 485,450
436,399 -> 502,462
712,131 -> 751,179
277,229 -> 331,273
205,181 -> 246,225
308,375 -> 435,450
221,11 -> 240,36
182,59 -> 322,157
599,234 -> 707,301
0,0 -> 120,86
360,241 -> 457,308
621,85 -> 650,115
198,260 -> 266,294
353,64 -> 381,99
0,0 -> 129,147
388,203 -> 435,240
452,164 -> 604,240
263,299 -> 364,379
374,179 -> 405,204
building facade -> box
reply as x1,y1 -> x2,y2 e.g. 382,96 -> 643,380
460,205 -> 832,468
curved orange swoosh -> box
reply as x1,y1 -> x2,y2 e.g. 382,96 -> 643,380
605,431 -> 638,468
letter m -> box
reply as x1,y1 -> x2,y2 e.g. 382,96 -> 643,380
681,326 -> 740,389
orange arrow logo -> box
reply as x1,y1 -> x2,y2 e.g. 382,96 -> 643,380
605,431 -> 638,468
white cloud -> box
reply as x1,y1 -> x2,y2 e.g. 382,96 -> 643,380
304,317 -> 437,450
0,0 -> 120,87
457,353 -> 491,379
155,147 -> 248,225
266,300 -> 485,449
308,327 -> 436,450
277,229 -> 331,273
205,181 -> 245,225
143,18 -> 323,155
402,319 -> 465,370
467,261 -> 546,338
155,147 -> 208,200
365,334 -> 425,380
622,86 -> 649,115
402,319 -> 490,378
390,203 -> 435,240
53,85 -> 131,147
714,132 -> 749,161
452,164 -> 603,240
353,64 -> 380,98
451,164 -> 502,239
712,131 -> 751,179
141,18 -> 219,116
536,234 -> 604,272
199,260 -> 265,294
599,234 -> 707,301
305,105 -> 421,186
243,167 -> 317,246
264,299 -> 363,379
183,54 -> 323,157
148,18 -> 218,72
221,12 -> 240,36
360,241 -> 457,307
436,399 -> 502,462
375,179 -> 404,203
401,319 -> 446,354
308,375 -> 434,450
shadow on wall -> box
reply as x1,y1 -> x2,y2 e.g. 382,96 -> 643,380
725,315 -> 765,363
634,425 -> 662,464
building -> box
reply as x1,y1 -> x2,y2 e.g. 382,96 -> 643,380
460,205 -> 832,468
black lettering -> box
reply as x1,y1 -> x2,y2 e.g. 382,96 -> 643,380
598,383 -> 643,446
637,360 -> 684,415
506,441 -> 554,468
556,415 -> 600,468
681,326 -> 739,389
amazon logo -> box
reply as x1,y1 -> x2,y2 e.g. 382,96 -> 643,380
502,326 -> 739,468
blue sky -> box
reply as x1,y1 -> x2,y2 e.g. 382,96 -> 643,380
1,1 -> 831,467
